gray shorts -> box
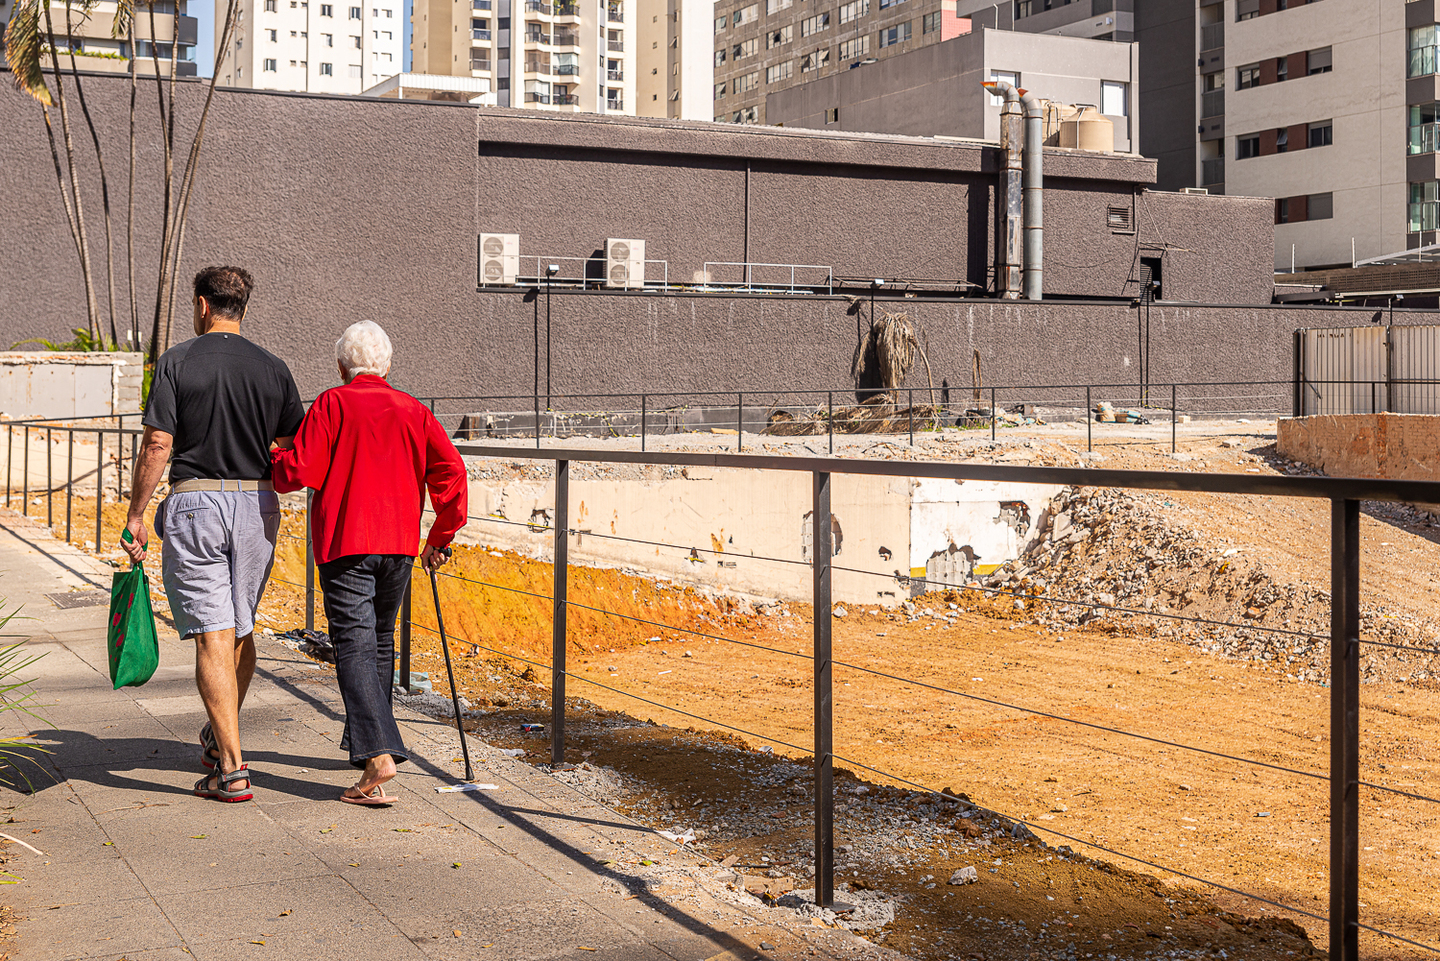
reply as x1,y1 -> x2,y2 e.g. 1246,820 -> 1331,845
157,489 -> 281,639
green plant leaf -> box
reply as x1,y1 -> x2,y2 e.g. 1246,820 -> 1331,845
111,0 -> 134,38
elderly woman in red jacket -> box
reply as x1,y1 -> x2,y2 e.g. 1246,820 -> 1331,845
272,321 -> 467,805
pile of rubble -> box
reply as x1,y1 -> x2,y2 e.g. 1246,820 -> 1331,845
982,487 -> 1440,683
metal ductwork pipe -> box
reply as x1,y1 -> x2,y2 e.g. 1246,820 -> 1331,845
985,80 -> 1024,299
983,80 -> 1044,301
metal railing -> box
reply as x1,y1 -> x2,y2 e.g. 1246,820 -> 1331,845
382,440 -> 1440,961
524,0 -> 551,11
553,63 -> 578,74
1201,157 -> 1224,186
471,27 -> 491,39
701,260 -> 834,294
605,98 -> 623,110
606,38 -> 623,51
606,68 -> 623,80
507,254 -> 671,289
1409,44 -> 1438,79
552,30 -> 580,44
1408,122 -> 1440,156
524,60 -> 551,74
553,2 -> 580,15
1199,20 -> 1223,51
553,93 -> 579,105
470,57 -> 492,71
606,6 -> 623,21
524,29 -> 550,42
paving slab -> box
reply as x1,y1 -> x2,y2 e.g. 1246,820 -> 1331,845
0,508 -> 903,961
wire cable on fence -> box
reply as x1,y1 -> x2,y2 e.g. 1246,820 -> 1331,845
828,657 -> 1327,783
1357,780 -> 1440,806
405,620 -> 812,755
1358,638 -> 1440,656
560,596 -> 812,662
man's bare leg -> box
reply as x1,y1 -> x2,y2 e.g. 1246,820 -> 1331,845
196,628 -> 248,785
235,631 -> 257,710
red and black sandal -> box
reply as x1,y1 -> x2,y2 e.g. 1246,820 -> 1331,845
194,764 -> 253,803
198,722 -> 221,770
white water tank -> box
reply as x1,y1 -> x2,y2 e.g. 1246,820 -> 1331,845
1059,105 -> 1115,152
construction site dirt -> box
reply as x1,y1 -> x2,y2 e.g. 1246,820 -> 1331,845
48,418 -> 1440,960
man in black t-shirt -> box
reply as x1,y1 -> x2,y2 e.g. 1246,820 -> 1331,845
122,266 -> 305,803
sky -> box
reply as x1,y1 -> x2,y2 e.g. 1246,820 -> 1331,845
194,0 -> 412,78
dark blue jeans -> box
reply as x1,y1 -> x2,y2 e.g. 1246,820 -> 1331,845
316,553 -> 412,770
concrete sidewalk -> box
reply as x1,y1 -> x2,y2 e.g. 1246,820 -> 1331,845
0,510 -> 894,961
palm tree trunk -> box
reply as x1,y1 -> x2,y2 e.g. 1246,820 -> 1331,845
126,20 -> 140,350
41,105 -> 84,268
41,0 -> 101,341
160,3 -> 180,353
63,0 -> 119,348
145,0 -> 174,367
162,0 -> 242,340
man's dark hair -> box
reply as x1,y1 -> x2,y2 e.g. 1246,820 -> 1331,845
193,266 -> 254,320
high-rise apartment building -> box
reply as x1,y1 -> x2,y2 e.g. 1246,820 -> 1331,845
0,0 -> 198,77
711,0 -> 972,125
216,0 -> 403,93
409,0 -> 636,112
634,0 -> 712,119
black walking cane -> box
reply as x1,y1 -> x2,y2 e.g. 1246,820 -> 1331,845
427,548 -> 474,782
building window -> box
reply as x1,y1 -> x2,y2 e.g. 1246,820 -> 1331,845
1276,57 -> 1288,82
714,80 -> 726,99
1410,104 -> 1439,154
268,28 -> 277,40
1308,120 -> 1332,148
1274,197 -> 1289,224
765,60 -> 792,83
922,11 -> 940,33
765,0 -> 791,13
825,106 -> 838,123
877,0 -> 904,8
800,47 -> 829,71
732,3 -> 757,26
349,5 -> 360,16
878,21 -> 909,47
1308,193 -> 1333,221
1410,25 -> 1438,78
1014,0 -> 1031,17
353,34 -> 361,47
320,61 -> 333,74
1101,80 -> 1127,116
988,69 -> 1018,104
1307,46 -> 1331,75
264,0 -> 276,9
1236,0 -> 1258,20
321,3 -> 332,13
768,24 -> 792,48
732,37 -> 757,59
1411,181 -> 1440,231
1275,127 -> 1288,153
714,14 -> 726,32
732,105 -> 758,123
263,57 -> 277,70
1237,135 -> 1260,159
323,32 -> 333,44
838,0 -> 867,24
838,35 -> 869,60
800,12 -> 829,35
733,70 -> 759,93
349,64 -> 361,77
714,48 -> 725,66
1236,64 -> 1259,89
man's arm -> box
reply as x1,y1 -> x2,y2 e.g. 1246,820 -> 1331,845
122,426 -> 173,562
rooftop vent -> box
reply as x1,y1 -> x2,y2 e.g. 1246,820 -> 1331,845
1106,205 -> 1133,233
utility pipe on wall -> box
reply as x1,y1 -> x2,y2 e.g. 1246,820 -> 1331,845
983,80 -> 1044,301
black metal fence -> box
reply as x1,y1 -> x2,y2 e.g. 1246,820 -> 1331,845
7,410 -> 1440,960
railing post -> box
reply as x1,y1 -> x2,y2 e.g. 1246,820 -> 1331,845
304,489 -> 316,632
551,460 -> 570,767
1370,381 -> 1376,415
990,387 -> 997,441
908,388 -> 914,446
1172,384 -> 1178,454
640,394 -> 647,452
827,391 -> 834,455
65,430 -> 74,544
5,426 -> 11,508
94,431 -> 103,546
1086,386 -> 1092,452
1329,498 -> 1360,961
22,428 -> 30,517
812,470 -> 834,908
534,390 -> 541,448
398,579 -> 413,696
737,392 -> 744,452
46,428 -> 53,530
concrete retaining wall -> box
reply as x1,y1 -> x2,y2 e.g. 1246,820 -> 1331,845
0,352 -> 144,419
1277,413 -> 1440,509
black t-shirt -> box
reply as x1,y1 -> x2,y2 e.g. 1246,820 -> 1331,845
143,332 -> 305,483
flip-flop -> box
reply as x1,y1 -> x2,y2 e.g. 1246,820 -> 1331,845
340,783 -> 398,806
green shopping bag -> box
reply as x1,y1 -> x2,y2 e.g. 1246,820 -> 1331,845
108,530 -> 159,689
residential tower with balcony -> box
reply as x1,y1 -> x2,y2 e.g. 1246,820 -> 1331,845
217,0 -> 404,92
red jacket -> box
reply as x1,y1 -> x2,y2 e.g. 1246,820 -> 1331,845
270,375 -> 468,565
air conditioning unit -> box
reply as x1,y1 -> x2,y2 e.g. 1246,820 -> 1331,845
604,238 -> 645,289
478,233 -> 520,286
1181,187 -> 1210,195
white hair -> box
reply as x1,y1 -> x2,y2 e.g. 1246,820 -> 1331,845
336,321 -> 393,380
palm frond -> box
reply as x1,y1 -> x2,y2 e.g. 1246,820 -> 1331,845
4,0 -> 54,105
111,0 -> 134,39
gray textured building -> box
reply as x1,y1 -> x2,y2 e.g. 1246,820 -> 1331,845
1,71 -> 1312,407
